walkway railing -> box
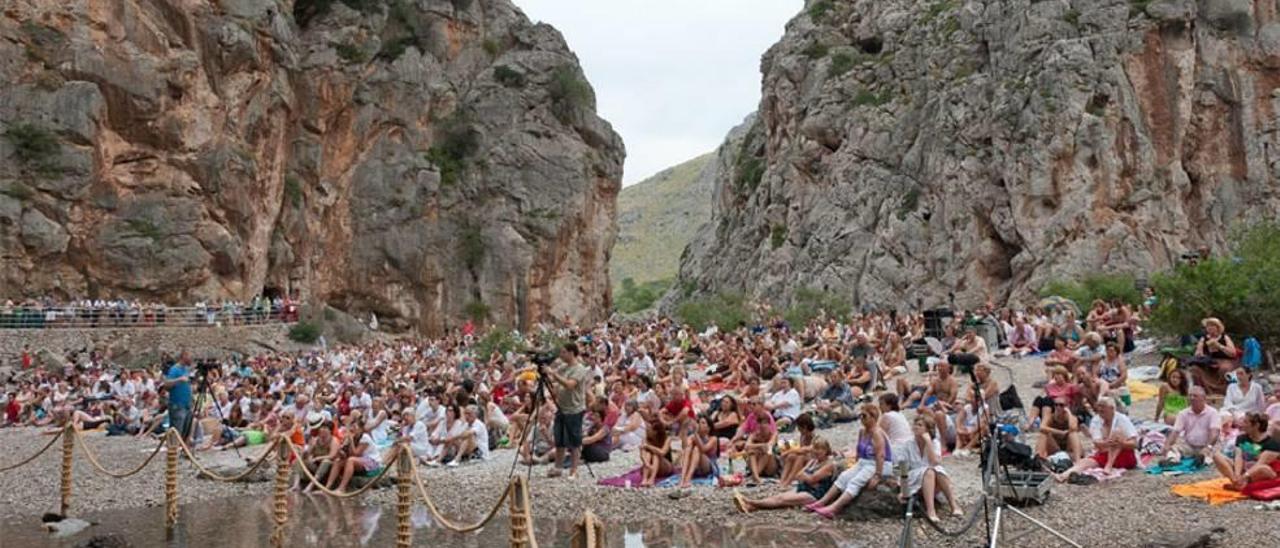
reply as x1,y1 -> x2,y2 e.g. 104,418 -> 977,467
0,424 -> 602,547
0,306 -> 298,329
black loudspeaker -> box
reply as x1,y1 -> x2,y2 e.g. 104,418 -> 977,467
923,308 -> 951,338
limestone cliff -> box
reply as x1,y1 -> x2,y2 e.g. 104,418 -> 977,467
676,0 -> 1280,310
0,0 -> 624,333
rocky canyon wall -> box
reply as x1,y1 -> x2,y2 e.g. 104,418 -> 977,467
0,0 -> 624,333
676,0 -> 1280,310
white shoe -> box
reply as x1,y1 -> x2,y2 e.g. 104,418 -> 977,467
446,460 -> 459,468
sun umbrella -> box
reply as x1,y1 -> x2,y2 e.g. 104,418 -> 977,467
1038,296 -> 1080,315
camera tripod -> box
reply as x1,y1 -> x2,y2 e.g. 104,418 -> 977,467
188,360 -> 245,461
899,364 -> 1080,548
505,359 -> 595,483
967,365 -> 1079,548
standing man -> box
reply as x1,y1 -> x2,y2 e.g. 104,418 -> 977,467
164,352 -> 194,439
546,342 -> 590,479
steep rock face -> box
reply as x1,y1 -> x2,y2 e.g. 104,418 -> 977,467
0,0 -> 623,333
676,0 -> 1280,309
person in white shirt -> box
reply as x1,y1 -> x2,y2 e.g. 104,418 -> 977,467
1054,397 -> 1139,481
443,405 -> 489,467
1222,367 -> 1266,427
765,377 -> 803,429
399,410 -> 434,461
878,393 -> 914,456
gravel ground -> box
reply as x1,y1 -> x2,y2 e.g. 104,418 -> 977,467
3,352 -> 1279,547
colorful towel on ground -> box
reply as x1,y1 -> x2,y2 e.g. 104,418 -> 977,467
1127,380 -> 1160,402
1242,478 -> 1280,501
1081,468 -> 1125,482
597,466 -> 675,488
1145,457 -> 1208,476
1170,478 -> 1249,505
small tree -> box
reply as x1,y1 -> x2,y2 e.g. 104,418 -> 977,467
784,287 -> 852,328
1149,222 -> 1280,360
675,292 -> 750,332
1040,273 -> 1141,308
288,321 -> 322,344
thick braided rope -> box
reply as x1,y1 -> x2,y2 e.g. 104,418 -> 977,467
172,432 -> 278,482
73,428 -> 166,478
283,440 -> 400,498
60,425 -> 73,515
508,476 -> 538,548
394,445 -> 413,548
165,430 -> 179,528
270,438 -> 290,546
0,427 -> 64,472
408,455 -> 511,533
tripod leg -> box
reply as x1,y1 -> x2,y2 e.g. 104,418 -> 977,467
1004,507 -> 1082,548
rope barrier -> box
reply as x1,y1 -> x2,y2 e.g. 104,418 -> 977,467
73,428 -> 166,478
282,440 -> 401,498
172,431 -> 279,482
408,454 -> 512,533
0,427 -> 64,472
508,475 -> 538,548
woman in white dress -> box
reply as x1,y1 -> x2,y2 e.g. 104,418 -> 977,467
900,415 -> 962,522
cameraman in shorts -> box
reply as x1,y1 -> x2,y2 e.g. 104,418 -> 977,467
545,342 -> 590,480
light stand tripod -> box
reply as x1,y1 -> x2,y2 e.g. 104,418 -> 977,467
968,366 -> 1080,548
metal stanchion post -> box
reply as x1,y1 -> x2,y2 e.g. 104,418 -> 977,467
60,424 -> 74,516
396,445 -> 413,548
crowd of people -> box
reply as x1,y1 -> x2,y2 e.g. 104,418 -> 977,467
0,296 -> 300,329
1,297 -> 1277,519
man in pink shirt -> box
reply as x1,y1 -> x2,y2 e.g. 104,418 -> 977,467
1162,387 -> 1220,460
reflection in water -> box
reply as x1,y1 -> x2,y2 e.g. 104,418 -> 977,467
0,495 -> 866,547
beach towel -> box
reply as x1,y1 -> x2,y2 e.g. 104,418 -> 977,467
1144,457 -> 1207,476
1127,380 -> 1159,402
1080,468 -> 1125,482
598,466 -> 675,488
1129,366 -> 1161,382
1170,478 -> 1249,505
1242,478 -> 1280,501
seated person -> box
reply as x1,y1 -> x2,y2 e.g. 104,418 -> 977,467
1160,387 -> 1219,462
1154,368 -> 1191,425
1005,316 -> 1038,358
581,399 -> 613,464
675,415 -> 718,489
846,359 -> 874,396
1053,397 -> 1138,481
1222,367 -> 1266,427
733,437 -> 836,513
804,404 -> 891,519
946,327 -> 988,373
778,413 -> 818,485
900,415 -> 962,522
1035,398 -> 1084,462
898,361 -> 959,411
764,376 -> 803,430
639,416 -> 674,487
1190,317 -> 1238,395
325,421 -> 380,494
1213,412 -> 1280,490
814,371 -> 857,423
728,405 -> 778,485
1042,338 -> 1078,383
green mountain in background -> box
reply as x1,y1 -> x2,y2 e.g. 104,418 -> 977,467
611,152 -> 714,311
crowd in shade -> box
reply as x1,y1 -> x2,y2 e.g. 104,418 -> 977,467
2,296 -> 1278,516
0,296 -> 300,328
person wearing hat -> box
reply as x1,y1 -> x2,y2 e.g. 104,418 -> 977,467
1192,317 -> 1239,395
295,413 -> 338,492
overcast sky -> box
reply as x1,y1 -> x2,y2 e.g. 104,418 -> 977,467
516,0 -> 801,185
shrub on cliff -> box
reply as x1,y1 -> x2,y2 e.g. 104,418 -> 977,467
784,288 -> 852,328
3,122 -> 62,176
1148,222 -> 1280,355
1041,273 -> 1141,308
288,321 -> 322,344
676,292 -> 750,332
615,278 -> 670,314
549,66 -> 593,124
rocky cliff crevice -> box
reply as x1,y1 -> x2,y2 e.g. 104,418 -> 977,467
676,0 -> 1280,309
0,0 -> 624,334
